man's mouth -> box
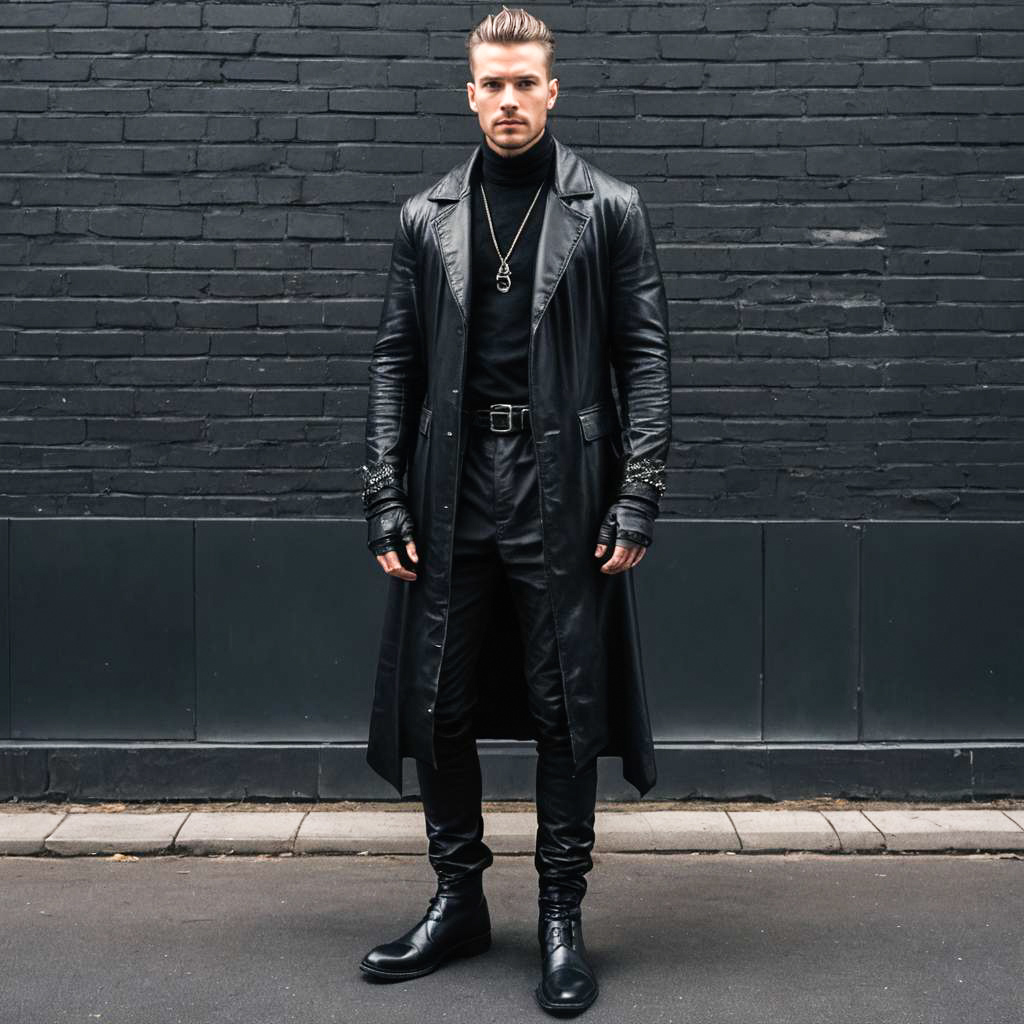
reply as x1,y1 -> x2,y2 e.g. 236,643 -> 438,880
498,119 -> 523,126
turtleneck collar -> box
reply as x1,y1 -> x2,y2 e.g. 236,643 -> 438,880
479,128 -> 555,187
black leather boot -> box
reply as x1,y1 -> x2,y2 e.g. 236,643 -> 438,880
359,880 -> 492,981
360,738 -> 494,982
535,906 -> 599,1015
532,739 -> 600,1014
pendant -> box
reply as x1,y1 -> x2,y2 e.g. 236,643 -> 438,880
496,258 -> 511,293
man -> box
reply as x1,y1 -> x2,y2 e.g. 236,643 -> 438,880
357,6 -> 670,1016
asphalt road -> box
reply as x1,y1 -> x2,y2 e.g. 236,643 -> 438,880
1,852 -> 1022,1024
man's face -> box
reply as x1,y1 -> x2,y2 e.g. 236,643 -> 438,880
467,41 -> 558,157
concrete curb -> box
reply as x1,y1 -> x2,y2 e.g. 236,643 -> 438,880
3,808 -> 1024,857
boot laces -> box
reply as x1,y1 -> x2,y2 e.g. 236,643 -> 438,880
426,887 -> 478,920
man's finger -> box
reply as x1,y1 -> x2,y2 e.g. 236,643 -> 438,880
387,547 -> 417,579
601,544 -> 629,573
376,549 -> 416,581
605,541 -> 648,573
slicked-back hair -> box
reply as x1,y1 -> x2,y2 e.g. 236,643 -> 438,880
466,5 -> 555,81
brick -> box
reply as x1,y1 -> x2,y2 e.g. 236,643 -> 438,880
0,5 -> 1020,521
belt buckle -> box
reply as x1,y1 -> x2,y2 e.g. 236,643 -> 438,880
489,403 -> 514,433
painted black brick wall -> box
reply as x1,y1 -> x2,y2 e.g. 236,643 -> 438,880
1,1 -> 1022,518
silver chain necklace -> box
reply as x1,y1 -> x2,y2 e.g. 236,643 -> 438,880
479,178 -> 546,293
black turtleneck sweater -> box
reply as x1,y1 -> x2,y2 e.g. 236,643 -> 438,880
465,128 -> 556,409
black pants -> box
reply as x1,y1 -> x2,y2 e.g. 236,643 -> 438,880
416,413 -> 599,915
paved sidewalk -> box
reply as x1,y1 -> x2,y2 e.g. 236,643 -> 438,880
3,800 -> 1024,856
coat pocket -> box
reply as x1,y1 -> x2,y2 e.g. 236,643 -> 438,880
577,401 -> 623,457
418,404 -> 433,436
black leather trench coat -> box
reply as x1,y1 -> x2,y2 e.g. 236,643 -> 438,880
363,134 -> 671,798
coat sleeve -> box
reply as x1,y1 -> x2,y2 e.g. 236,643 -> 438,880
608,185 -> 672,505
362,198 -> 426,508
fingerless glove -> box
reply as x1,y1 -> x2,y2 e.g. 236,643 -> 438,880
597,494 -> 659,550
361,459 -> 415,557
365,485 -> 416,556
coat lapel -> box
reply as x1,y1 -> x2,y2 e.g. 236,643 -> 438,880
529,164 -> 591,338
428,134 -> 594,333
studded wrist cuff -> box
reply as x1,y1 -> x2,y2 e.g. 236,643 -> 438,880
360,460 -> 400,508
620,456 -> 667,497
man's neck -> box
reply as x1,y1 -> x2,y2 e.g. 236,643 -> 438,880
479,127 -> 554,187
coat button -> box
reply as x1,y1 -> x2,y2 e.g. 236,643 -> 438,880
446,430 -> 453,437
452,388 -> 459,394
426,706 -> 433,713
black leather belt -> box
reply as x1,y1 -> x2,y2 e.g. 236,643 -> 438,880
469,403 -> 531,434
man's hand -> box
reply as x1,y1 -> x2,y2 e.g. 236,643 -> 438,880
594,538 -> 646,574
594,495 -> 657,574
375,540 -> 419,582
366,487 -> 419,581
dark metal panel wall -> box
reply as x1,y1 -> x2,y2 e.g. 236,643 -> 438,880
861,522 -> 1024,740
6,741 -> 1022,802
9,520 -> 193,740
764,523 -> 860,741
639,522 -> 762,741
195,520 -> 385,742
4,517 -> 1024,763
